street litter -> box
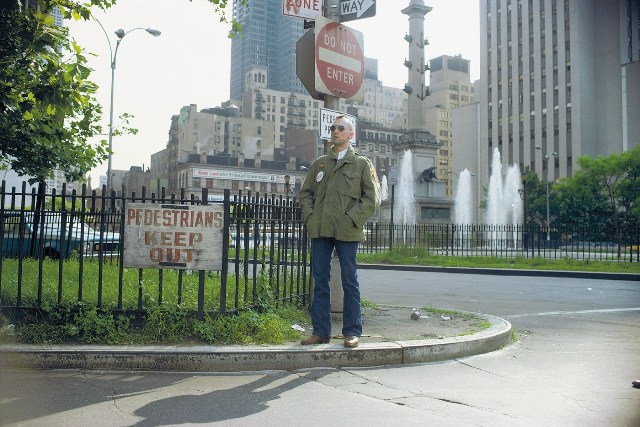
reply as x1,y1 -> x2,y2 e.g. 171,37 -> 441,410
291,324 -> 305,332
441,315 -> 451,321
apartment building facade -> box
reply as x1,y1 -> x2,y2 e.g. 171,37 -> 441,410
425,55 -> 477,197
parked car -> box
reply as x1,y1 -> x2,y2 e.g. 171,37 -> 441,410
559,241 -> 597,250
595,241 -> 620,250
1,211 -> 120,259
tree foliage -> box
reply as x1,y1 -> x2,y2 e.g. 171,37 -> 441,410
0,0 -> 243,184
555,146 -> 640,233
1,6 -> 106,183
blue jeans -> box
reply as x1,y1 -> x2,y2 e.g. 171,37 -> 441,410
310,237 -> 362,338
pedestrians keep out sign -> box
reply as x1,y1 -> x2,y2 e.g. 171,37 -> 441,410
123,203 -> 224,270
314,16 -> 365,102
339,0 -> 376,22
319,108 -> 357,145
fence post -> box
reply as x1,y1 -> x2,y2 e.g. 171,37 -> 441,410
220,189 -> 230,314
197,188 -> 208,321
389,185 -> 395,252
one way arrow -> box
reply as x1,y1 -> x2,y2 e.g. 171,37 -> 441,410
340,0 -> 375,18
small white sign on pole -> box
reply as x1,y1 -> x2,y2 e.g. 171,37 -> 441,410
388,167 -> 398,186
319,107 -> 357,145
282,0 -> 323,20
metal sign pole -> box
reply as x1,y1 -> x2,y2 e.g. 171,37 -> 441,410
322,0 -> 345,318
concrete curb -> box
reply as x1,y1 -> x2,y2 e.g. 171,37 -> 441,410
359,264 -> 640,281
0,314 -> 511,372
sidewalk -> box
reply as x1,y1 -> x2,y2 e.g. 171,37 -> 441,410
0,304 -> 511,372
3,265 -> 635,373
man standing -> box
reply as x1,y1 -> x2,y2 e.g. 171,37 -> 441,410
299,115 -> 381,348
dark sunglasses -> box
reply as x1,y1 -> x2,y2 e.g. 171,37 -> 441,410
330,125 -> 348,132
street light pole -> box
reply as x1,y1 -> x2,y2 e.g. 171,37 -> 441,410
518,175 -> 528,253
535,146 -> 557,242
545,180 -> 550,240
98,23 -> 161,192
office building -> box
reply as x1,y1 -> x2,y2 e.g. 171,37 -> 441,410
479,0 -> 640,188
230,0 -> 307,99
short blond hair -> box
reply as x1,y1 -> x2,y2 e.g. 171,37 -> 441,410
334,115 -> 354,131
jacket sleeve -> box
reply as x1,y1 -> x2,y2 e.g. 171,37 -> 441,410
346,157 -> 381,228
298,165 -> 316,224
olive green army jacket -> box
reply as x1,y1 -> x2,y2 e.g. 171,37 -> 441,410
299,145 -> 381,242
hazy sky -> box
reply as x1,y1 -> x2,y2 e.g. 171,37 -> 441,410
67,0 -> 480,186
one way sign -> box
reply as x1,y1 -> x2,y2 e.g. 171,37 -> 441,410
339,0 -> 376,22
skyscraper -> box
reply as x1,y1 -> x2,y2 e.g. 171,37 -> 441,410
230,0 -> 307,100
479,0 -> 639,184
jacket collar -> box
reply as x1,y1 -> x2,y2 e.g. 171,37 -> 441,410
329,145 -> 356,162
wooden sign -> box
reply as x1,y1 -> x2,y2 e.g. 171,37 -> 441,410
123,203 -> 224,270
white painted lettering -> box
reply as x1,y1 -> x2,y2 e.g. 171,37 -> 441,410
323,34 -> 336,48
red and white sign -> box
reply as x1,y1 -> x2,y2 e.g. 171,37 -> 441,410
282,0 -> 322,20
314,16 -> 364,101
192,169 -> 295,184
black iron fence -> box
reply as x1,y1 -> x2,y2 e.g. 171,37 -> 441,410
361,222 -> 640,262
2,181 -> 638,319
0,182 -> 310,319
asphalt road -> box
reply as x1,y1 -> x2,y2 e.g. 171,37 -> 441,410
1,270 -> 639,426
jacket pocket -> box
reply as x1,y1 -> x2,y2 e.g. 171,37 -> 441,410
340,169 -> 361,198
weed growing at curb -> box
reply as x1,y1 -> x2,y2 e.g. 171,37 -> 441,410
0,301 -> 310,346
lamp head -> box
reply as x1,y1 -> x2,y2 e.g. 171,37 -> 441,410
146,28 -> 162,37
115,29 -> 125,39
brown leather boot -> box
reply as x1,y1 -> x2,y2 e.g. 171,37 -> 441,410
300,335 -> 330,345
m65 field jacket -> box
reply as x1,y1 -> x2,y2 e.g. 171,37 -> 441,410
299,145 -> 381,242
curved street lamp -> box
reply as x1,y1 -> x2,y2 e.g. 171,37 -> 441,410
95,21 -> 161,192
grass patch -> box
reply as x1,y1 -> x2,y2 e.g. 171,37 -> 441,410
0,301 -> 309,346
358,248 -> 640,274
361,298 -> 379,309
0,258 -> 310,346
419,307 -> 493,337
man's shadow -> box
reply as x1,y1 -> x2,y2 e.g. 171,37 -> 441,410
132,370 -> 326,425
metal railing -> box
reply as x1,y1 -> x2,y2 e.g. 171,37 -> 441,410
361,222 -> 639,262
2,180 -> 637,321
0,182 -> 310,319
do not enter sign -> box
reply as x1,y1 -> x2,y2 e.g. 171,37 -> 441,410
314,16 -> 364,101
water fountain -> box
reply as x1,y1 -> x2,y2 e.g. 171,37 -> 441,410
381,175 -> 389,201
395,150 -> 416,225
485,148 -> 523,226
483,148 -> 523,247
453,169 -> 474,225
452,148 -> 523,248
